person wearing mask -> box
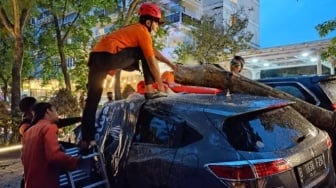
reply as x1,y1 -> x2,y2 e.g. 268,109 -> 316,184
230,55 -> 245,74
80,2 -> 176,151
21,102 -> 80,188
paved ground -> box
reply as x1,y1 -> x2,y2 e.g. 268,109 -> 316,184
0,159 -> 22,188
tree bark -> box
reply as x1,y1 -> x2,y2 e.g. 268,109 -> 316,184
53,14 -> 71,91
175,64 -> 336,132
114,70 -> 122,100
12,35 -> 23,114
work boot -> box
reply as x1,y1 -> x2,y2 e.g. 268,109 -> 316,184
145,91 -> 168,99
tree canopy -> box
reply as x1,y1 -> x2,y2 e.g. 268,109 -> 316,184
316,18 -> 336,65
174,9 -> 253,64
32,0 -> 113,91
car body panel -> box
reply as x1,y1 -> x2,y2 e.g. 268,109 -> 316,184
258,75 -> 336,111
93,93 -> 335,187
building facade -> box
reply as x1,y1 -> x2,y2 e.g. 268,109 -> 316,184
238,39 -> 335,79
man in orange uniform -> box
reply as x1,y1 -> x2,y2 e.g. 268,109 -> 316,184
80,2 -> 176,150
21,102 -> 79,188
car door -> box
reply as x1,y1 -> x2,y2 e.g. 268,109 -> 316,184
126,105 -> 179,188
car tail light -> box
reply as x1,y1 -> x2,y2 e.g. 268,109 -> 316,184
326,135 -> 332,149
206,158 -> 291,180
267,103 -> 289,109
332,103 -> 336,111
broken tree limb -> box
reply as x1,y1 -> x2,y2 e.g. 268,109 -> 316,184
175,64 -> 336,132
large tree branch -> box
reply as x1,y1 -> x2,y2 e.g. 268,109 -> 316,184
124,0 -> 141,25
12,0 -> 20,35
19,0 -> 34,30
0,2 -> 14,35
175,64 -> 336,132
61,11 -> 80,42
19,8 -> 29,30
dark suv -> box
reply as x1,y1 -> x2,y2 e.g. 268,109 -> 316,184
258,75 -> 336,111
92,93 -> 335,188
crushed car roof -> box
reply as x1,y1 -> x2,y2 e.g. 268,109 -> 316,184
133,93 -> 293,116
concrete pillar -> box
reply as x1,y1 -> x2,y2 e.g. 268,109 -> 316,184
317,58 -> 322,75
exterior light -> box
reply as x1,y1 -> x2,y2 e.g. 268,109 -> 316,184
310,57 -> 318,62
301,52 -> 309,57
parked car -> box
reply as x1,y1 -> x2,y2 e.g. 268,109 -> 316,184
258,75 -> 336,111
92,93 -> 335,188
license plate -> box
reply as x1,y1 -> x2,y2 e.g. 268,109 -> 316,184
296,154 -> 326,186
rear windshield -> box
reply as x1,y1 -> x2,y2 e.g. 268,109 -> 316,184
319,79 -> 336,104
223,106 -> 317,152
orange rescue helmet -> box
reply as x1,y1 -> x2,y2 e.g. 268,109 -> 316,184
161,71 -> 175,83
138,2 -> 162,22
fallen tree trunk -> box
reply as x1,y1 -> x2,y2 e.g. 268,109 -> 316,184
175,64 -> 336,132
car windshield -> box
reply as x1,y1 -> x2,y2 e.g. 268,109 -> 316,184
319,78 -> 336,104
222,106 -> 317,152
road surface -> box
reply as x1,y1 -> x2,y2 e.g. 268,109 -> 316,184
0,145 -> 23,188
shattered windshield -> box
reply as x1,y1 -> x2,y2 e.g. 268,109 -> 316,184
223,106 -> 317,152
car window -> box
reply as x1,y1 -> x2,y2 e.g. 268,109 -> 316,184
319,79 -> 336,104
267,83 -> 318,105
274,85 -> 305,99
223,106 -> 317,152
135,109 -> 202,147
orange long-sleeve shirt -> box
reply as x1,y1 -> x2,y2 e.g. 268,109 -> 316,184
92,23 -> 154,58
22,119 -> 78,188
19,123 -> 29,136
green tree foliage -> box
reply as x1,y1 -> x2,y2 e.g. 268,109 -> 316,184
0,22 -> 35,102
33,0 -> 113,91
0,32 -> 12,102
122,84 -> 136,99
49,88 -> 81,117
0,101 -> 11,144
0,0 -> 34,115
174,10 -> 253,64
316,19 -> 336,65
49,88 -> 81,139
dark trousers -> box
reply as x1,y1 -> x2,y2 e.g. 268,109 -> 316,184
81,48 -> 155,141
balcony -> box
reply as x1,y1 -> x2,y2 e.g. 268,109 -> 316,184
165,12 -> 200,25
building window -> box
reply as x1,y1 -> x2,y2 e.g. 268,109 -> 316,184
63,13 -> 77,24
66,57 -> 75,68
93,28 -> 99,37
104,26 -> 112,34
230,15 -> 237,26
